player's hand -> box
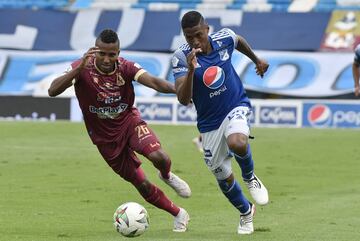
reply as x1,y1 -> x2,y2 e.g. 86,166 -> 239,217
187,48 -> 202,71
355,86 -> 360,97
79,47 -> 99,69
255,58 -> 269,78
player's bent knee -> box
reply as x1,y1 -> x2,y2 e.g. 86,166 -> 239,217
228,141 -> 247,156
227,133 -> 248,154
147,149 -> 169,164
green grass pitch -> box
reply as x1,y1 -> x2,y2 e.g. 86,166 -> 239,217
0,121 -> 359,241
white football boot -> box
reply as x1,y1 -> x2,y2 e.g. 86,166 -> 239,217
238,203 -> 255,234
244,174 -> 269,205
159,172 -> 191,198
173,208 -> 190,232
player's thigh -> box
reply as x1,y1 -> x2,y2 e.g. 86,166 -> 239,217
128,120 -> 162,156
202,125 -> 231,172
225,106 -> 252,138
97,142 -> 142,183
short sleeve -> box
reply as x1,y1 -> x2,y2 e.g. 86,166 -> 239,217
122,60 -> 146,81
220,28 -> 237,49
172,49 -> 189,80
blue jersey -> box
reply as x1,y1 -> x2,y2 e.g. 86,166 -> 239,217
355,44 -> 360,65
172,28 -> 251,133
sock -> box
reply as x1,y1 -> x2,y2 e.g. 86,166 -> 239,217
234,144 -> 254,180
241,203 -> 252,216
143,184 -> 180,216
218,179 -> 250,214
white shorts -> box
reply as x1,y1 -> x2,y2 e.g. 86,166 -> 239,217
201,106 -> 252,180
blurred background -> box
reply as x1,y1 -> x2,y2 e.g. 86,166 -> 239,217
1,0 -> 360,128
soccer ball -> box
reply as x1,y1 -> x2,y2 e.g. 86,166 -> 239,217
113,202 -> 149,237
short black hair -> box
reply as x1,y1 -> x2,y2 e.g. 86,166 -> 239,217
96,29 -> 119,45
181,11 -> 204,29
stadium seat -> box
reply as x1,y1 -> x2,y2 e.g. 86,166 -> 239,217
0,0 -> 70,9
288,0 -> 318,12
3,0 -> 358,12
71,0 -> 94,9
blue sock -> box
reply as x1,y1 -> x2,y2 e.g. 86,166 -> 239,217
218,179 -> 250,214
234,144 -> 254,180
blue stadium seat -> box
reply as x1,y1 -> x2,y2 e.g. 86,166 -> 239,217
71,0 -> 94,9
314,0 -> 360,12
0,0 -> 70,9
133,0 -> 199,10
3,0 -> 357,12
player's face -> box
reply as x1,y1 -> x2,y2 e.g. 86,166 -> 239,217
95,40 -> 120,74
183,23 -> 210,53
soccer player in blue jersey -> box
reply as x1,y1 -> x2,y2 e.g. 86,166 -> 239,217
172,11 -> 269,234
352,44 -> 360,97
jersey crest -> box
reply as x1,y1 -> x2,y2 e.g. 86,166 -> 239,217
219,49 -> 229,61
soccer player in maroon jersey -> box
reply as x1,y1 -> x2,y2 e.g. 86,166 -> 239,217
48,29 -> 190,232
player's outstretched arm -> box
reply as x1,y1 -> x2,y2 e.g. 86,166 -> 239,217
48,47 -> 99,97
235,35 -> 269,78
137,72 -> 176,94
352,61 -> 360,97
48,65 -> 81,97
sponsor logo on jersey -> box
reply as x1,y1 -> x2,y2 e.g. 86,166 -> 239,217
89,103 -> 128,119
307,104 -> 331,127
97,92 -> 122,104
209,85 -> 227,98
203,66 -> 225,90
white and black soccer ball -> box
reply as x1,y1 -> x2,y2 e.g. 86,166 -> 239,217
113,202 -> 149,237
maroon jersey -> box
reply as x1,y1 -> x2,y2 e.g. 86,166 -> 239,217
72,56 -> 146,144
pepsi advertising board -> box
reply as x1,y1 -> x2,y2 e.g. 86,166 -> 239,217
303,103 -> 360,128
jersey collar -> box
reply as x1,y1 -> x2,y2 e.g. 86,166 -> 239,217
94,58 -> 117,75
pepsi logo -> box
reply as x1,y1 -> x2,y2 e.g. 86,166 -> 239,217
308,104 -> 331,127
203,66 -> 225,89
